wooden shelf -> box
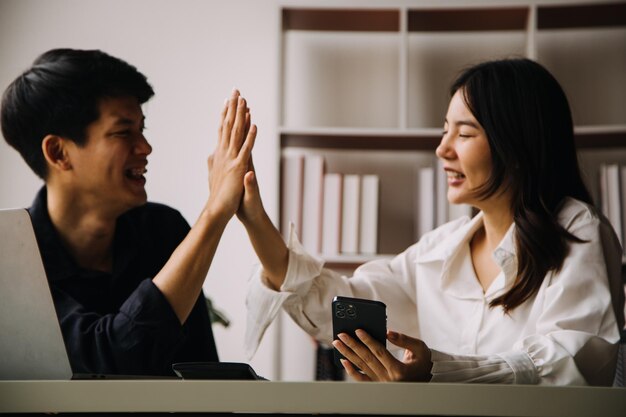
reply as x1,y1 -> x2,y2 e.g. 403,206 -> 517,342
408,7 -> 528,32
282,8 -> 399,32
574,128 -> 626,149
537,2 -> 626,29
281,132 -> 440,151
280,126 -> 626,151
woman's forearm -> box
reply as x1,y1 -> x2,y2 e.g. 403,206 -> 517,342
243,212 -> 288,290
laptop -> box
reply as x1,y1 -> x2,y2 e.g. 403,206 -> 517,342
0,208 -> 74,380
0,208 -> 265,381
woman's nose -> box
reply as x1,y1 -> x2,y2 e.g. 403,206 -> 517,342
435,134 -> 454,160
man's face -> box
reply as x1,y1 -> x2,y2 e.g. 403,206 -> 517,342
65,96 -> 152,216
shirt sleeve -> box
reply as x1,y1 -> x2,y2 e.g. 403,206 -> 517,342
431,212 -> 623,386
245,224 -> 417,359
54,277 -> 193,376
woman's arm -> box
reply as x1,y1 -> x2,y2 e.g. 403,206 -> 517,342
153,89 -> 257,324
236,165 -> 288,290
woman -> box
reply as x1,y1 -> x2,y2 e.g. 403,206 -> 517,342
235,58 -> 624,385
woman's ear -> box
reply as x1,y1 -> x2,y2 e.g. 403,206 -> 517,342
41,135 -> 72,172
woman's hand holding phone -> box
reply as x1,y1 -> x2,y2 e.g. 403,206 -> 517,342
332,329 -> 433,382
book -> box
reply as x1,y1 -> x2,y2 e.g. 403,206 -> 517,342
280,155 -> 304,239
605,164 -> 623,246
621,166 -> 626,254
341,175 -> 361,254
436,158 -> 449,227
416,167 -> 435,240
359,175 -> 379,255
322,173 -> 343,256
302,155 -> 325,253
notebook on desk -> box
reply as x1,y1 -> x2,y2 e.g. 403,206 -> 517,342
0,208 -> 265,381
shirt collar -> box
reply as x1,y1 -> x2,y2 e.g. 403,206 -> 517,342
28,186 -> 78,282
28,186 -> 139,282
415,211 -> 519,299
416,211 -> 485,264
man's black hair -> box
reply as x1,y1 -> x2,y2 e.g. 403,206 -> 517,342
1,48 -> 154,179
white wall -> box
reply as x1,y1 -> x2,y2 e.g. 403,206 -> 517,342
0,0 -> 281,379
1,0 -> 621,382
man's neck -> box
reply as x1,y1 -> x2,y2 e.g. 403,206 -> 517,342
46,185 -> 117,272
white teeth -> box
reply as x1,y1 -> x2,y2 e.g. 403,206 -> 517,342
126,168 -> 146,179
131,168 -> 146,176
447,171 -> 464,179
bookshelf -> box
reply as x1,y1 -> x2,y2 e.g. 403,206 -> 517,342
278,2 -> 626,268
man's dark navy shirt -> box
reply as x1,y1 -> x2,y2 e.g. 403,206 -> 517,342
28,187 -> 218,376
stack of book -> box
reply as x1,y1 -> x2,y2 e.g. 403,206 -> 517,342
599,163 -> 626,254
281,155 -> 380,256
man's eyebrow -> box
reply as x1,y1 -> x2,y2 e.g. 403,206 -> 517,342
109,115 -> 145,127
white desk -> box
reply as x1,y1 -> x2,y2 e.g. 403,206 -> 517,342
0,380 -> 625,416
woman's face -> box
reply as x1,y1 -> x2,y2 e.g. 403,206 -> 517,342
436,89 -> 493,209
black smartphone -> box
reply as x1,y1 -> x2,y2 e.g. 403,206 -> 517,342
171,362 -> 266,380
331,296 -> 387,369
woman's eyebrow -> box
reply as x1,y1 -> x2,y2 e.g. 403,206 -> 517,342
454,119 -> 480,129
444,118 -> 480,129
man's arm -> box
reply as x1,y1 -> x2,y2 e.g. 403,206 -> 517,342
153,89 -> 257,323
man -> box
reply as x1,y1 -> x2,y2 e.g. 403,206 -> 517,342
0,49 -> 256,376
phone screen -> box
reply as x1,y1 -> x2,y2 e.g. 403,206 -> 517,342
331,296 -> 387,369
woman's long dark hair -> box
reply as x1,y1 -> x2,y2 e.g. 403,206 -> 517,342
451,58 -> 592,312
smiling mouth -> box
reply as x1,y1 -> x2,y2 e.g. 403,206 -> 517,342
125,168 -> 147,180
446,170 -> 465,180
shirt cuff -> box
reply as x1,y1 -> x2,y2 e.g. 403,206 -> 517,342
430,349 -> 538,384
244,223 -> 324,359
118,278 -> 184,341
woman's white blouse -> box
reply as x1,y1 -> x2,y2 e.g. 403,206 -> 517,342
245,198 -> 624,385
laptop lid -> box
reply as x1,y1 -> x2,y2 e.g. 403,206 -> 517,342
0,208 -> 73,380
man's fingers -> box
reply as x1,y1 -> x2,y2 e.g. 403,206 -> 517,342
229,96 -> 247,152
217,99 -> 228,147
221,89 -> 239,147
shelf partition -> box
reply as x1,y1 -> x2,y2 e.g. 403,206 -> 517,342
282,8 -> 400,32
537,2 -> 626,29
408,7 -> 529,32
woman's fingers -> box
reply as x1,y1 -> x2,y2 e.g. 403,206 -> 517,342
340,359 -> 370,382
355,329 -> 398,371
333,333 -> 388,380
332,338 -> 375,378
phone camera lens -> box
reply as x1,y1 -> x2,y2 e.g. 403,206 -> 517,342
346,308 -> 356,318
336,303 -> 345,310
336,310 -> 346,318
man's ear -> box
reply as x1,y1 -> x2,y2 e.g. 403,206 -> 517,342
41,135 -> 72,172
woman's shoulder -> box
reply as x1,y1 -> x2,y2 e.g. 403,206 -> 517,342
556,197 -> 603,230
